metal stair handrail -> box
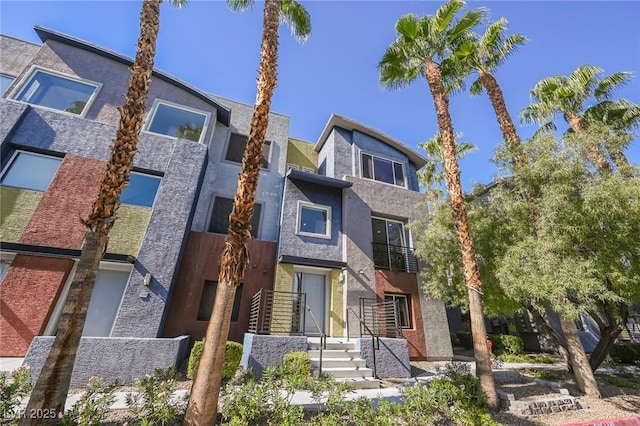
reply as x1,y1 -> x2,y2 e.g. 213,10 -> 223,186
345,307 -> 379,379
306,305 -> 326,377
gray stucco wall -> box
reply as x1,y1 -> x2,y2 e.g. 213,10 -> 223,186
318,128 -> 351,179
278,179 -> 343,262
240,334 -> 308,376
6,105 -> 208,338
191,97 -> 289,242
23,336 -> 189,388
0,35 -> 39,82
9,40 -> 221,146
0,101 -> 29,166
356,337 -> 411,379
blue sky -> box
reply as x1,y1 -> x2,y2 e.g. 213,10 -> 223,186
1,1 -> 638,190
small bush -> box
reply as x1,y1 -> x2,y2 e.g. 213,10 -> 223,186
60,377 -> 117,426
455,331 -> 473,350
450,333 -> 460,347
125,367 -> 183,426
609,342 -> 640,365
282,351 -> 311,377
492,334 -> 524,355
187,340 -> 243,380
0,366 -> 33,421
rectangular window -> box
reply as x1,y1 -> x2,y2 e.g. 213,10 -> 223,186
384,293 -> 412,329
297,201 -> 331,239
146,100 -> 209,143
120,172 -> 161,207
301,167 -> 315,174
0,253 -> 15,283
197,281 -> 243,322
225,133 -> 271,169
287,163 -> 299,171
82,267 -> 130,336
1,74 -> 15,96
13,68 -> 100,115
0,151 -> 62,191
361,153 -> 405,187
207,196 -> 261,238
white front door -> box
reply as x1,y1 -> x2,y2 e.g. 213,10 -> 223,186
296,272 -> 326,335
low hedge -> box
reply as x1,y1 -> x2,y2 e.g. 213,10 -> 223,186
609,342 -> 640,365
491,334 -> 524,355
282,351 -> 312,376
187,340 -> 243,380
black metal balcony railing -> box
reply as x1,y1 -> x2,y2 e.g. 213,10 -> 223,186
358,298 -> 403,339
372,243 -> 418,273
248,289 -> 306,335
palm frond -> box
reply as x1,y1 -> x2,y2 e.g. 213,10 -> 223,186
447,7 -> 487,42
226,0 -> 253,13
594,71 -> 633,101
279,0 -> 311,42
568,64 -> 603,92
469,77 -> 483,96
169,0 -> 189,8
520,103 -> 554,125
378,43 -> 423,90
395,13 -> 421,40
434,0 -> 465,33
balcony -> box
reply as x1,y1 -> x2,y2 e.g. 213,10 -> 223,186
372,243 -> 418,273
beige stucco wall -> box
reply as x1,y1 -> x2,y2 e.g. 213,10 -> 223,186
0,187 -> 43,242
286,138 -> 317,172
108,205 -> 153,255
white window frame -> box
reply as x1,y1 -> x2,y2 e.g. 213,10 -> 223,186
144,99 -> 211,144
384,293 -> 412,329
360,151 -> 406,188
0,252 -> 16,283
11,66 -> 102,118
287,163 -> 300,171
301,166 -> 315,174
223,132 -> 272,170
0,150 -> 63,192
0,73 -> 15,96
296,201 -> 331,239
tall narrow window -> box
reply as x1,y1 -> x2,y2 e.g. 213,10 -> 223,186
361,153 -> 405,187
384,293 -> 412,329
146,100 -> 209,143
208,196 -> 261,238
82,267 -> 129,336
13,68 -> 99,115
0,151 -> 62,191
225,133 -> 271,169
372,217 -> 408,271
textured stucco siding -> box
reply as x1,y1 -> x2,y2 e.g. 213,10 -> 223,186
274,263 -> 294,293
278,179 -> 343,262
352,130 -> 420,192
191,99 -> 289,242
0,101 -> 29,156
329,269 -> 344,337
12,40 -> 219,145
110,141 -> 207,338
0,187 -> 43,242
0,35 -> 39,81
356,337 -> 411,379
24,336 -> 190,388
108,205 -> 153,255
240,334 -> 308,376
318,128 -> 352,179
286,138 -> 317,170
0,255 -> 73,356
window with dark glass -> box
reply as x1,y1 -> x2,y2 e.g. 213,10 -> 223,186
13,69 -> 98,115
120,172 -> 161,207
384,293 -> 412,328
372,217 -> 407,270
147,101 -> 208,142
197,281 -> 243,321
0,152 -> 62,191
225,133 -> 271,168
361,153 -> 405,187
208,196 -> 261,238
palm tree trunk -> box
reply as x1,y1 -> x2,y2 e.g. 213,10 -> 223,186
424,57 -> 499,411
559,315 -> 601,398
183,0 -> 280,424
20,1 -> 161,423
479,70 -> 524,169
566,113 -> 612,174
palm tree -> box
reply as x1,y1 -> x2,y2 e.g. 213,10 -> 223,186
379,0 -> 499,410
20,1 -> 181,423
521,64 -> 634,173
183,0 -> 310,424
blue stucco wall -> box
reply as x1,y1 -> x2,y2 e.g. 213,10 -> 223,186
278,178 -> 343,263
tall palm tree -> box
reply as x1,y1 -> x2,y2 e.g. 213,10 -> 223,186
21,1 -> 182,423
379,0 -> 499,410
183,0 -> 310,424
521,64 -> 634,173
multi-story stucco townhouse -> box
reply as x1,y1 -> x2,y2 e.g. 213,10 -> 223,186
0,26 -> 453,387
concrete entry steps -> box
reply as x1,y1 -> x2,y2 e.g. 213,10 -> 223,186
307,337 -> 380,389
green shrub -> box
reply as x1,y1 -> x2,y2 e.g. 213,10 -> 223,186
609,342 -> 640,365
455,331 -> 473,350
282,351 -> 311,377
187,340 -> 243,380
0,366 -> 33,421
125,367 -> 182,426
492,334 -> 524,355
60,377 -> 117,426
